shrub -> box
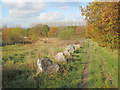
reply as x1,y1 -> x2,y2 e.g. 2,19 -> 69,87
48,27 -> 58,37
2,28 -> 25,45
57,27 -> 75,40
41,25 -> 49,36
75,26 -> 86,38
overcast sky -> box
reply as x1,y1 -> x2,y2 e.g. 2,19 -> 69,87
0,0 -> 93,28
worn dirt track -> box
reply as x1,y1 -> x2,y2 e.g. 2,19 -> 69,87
79,43 -> 91,88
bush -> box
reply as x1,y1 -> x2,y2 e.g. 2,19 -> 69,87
75,26 -> 86,38
2,28 -> 25,45
48,27 -> 58,37
57,27 -> 75,40
41,25 -> 49,36
28,24 -> 49,37
2,24 -> 50,45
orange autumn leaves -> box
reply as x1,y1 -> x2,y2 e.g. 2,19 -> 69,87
80,2 -> 119,48
2,28 -> 24,44
48,27 -> 58,37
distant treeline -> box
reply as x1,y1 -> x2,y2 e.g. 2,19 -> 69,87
2,24 -> 86,46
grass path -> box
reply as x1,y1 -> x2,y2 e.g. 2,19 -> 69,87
99,57 -> 114,88
88,39 -> 118,88
79,41 -> 91,88
96,50 -> 114,88
79,39 -> 118,88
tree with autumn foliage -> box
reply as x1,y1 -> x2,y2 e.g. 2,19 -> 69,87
80,2 -> 119,48
2,27 -> 25,45
48,27 -> 58,37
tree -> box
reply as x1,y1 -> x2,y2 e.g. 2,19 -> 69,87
80,2 -> 119,48
41,25 -> 49,36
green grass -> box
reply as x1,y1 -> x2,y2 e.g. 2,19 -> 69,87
2,38 -> 118,88
2,44 -> 39,56
2,39 -> 89,88
87,39 -> 118,88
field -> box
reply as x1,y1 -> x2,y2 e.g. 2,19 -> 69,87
1,1 -> 119,89
2,38 -> 118,88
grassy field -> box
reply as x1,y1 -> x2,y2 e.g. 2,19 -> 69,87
2,38 -> 88,88
87,39 -> 118,88
2,38 -> 118,88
